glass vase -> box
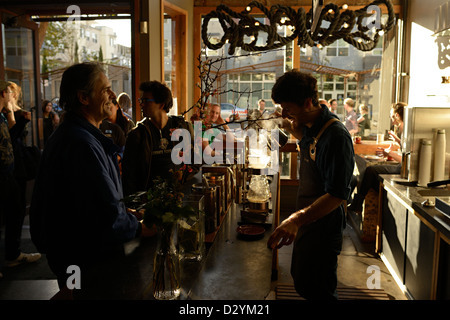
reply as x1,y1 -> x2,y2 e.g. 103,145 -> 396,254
178,194 -> 205,262
152,222 -> 181,300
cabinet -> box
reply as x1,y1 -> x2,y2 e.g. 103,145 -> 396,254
404,211 -> 435,300
381,188 -> 409,284
380,177 -> 450,300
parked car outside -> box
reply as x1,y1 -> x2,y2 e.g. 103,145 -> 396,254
220,103 -> 248,122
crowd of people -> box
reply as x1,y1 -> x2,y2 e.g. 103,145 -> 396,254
0,81 -> 42,280
0,61 -> 407,300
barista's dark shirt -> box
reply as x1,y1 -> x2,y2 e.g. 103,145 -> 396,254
298,105 -> 355,201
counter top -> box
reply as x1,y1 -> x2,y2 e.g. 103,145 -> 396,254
380,174 -> 450,240
353,140 -> 399,155
100,171 -> 276,300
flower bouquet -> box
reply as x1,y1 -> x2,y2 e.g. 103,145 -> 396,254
124,168 -> 196,300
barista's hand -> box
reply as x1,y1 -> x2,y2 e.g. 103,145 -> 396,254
267,213 -> 301,249
282,119 -> 303,141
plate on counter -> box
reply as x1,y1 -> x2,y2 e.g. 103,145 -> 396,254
236,225 -> 266,240
365,155 -> 384,161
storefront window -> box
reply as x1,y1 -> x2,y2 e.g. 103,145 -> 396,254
2,24 -> 37,146
200,9 -> 395,179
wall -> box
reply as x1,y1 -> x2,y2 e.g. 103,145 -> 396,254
407,0 -> 450,107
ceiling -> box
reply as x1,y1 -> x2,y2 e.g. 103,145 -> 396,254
0,0 -> 131,16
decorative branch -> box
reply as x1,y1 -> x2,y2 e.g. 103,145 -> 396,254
184,48 -> 292,135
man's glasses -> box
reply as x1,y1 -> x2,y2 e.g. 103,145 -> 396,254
138,98 -> 155,104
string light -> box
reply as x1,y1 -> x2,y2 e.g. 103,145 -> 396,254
201,0 -> 396,54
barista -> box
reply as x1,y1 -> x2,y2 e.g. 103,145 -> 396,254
267,71 -> 354,300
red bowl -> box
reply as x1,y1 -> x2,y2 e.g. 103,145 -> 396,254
236,225 -> 266,240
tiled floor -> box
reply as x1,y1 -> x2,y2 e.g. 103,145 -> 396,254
272,221 -> 407,300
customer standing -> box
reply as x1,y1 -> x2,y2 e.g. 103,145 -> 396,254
328,99 -> 338,115
267,71 -> 354,300
344,98 -> 358,135
121,81 -> 194,196
0,81 -> 41,279
103,96 -> 135,138
29,63 -> 142,298
42,100 -> 60,145
357,104 -> 371,136
117,92 -> 133,121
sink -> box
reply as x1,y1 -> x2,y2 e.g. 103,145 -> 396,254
417,189 -> 450,197
436,197 -> 450,219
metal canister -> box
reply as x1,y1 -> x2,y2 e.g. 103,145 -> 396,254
192,184 -> 217,234
204,172 -> 226,217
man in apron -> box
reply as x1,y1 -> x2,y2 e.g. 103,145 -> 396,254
268,71 -> 355,300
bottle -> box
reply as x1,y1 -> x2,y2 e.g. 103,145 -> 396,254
433,129 -> 446,182
418,139 -> 432,187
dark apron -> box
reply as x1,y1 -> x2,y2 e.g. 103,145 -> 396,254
291,134 -> 346,300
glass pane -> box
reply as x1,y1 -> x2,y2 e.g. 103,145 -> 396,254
335,83 -> 344,90
338,48 -> 348,56
164,17 -> 174,92
263,91 -> 272,100
264,73 -> 275,81
323,83 -> 334,91
300,15 -> 390,136
264,83 -> 274,90
240,73 -> 251,81
3,24 -> 37,146
252,73 -> 263,81
39,19 -> 132,100
326,48 -> 337,56
201,14 -> 297,176
251,82 -> 262,94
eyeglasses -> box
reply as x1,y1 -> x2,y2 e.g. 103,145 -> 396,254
138,98 -> 155,104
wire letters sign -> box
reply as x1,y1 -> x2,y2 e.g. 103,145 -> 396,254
201,0 -> 396,54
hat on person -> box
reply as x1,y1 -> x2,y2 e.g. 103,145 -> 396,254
0,80 -> 13,92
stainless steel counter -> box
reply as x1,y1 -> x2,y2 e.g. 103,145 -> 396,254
380,174 -> 450,240
379,174 -> 450,299
109,171 -> 277,300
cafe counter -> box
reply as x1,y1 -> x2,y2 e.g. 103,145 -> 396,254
100,170 -> 278,300
378,174 -> 450,300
